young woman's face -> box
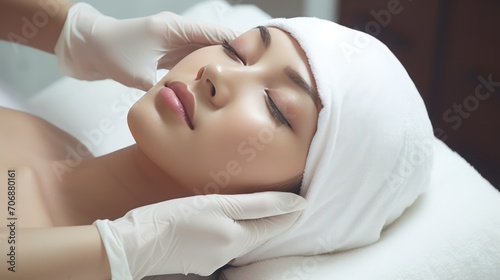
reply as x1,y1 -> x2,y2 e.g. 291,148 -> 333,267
128,26 -> 321,195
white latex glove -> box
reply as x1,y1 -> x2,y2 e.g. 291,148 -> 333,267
54,3 -> 237,91
94,192 -> 306,280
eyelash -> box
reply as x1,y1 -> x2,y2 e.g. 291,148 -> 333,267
222,40 -> 291,128
265,91 -> 292,128
222,40 -> 245,64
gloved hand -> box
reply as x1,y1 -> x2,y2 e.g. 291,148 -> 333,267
94,192 -> 306,280
54,3 -> 237,91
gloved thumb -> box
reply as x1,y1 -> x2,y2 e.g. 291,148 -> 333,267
215,192 -> 307,220
132,60 -> 158,91
214,192 -> 306,254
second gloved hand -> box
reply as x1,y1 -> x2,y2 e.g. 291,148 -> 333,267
55,3 -> 237,91
94,191 -> 306,280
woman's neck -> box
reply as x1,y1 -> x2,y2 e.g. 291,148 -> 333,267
54,144 -> 194,224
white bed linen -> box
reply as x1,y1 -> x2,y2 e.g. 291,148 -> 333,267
27,76 -> 144,156
0,83 -> 33,113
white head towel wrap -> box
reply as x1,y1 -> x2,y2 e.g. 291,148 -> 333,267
234,17 -> 434,265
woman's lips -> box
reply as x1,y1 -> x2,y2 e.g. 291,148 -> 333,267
159,81 -> 195,129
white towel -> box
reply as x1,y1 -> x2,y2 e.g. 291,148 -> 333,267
233,17 -> 434,266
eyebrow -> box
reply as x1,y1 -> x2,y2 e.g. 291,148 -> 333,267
257,26 -> 321,110
257,26 -> 271,48
284,66 -> 321,109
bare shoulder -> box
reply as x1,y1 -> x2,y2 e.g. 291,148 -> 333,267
0,107 -> 93,228
0,106 -> 93,161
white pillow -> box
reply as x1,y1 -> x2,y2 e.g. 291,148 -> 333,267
28,76 -> 144,156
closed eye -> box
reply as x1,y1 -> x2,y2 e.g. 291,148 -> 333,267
265,90 -> 292,129
222,41 -> 291,129
222,40 -> 245,65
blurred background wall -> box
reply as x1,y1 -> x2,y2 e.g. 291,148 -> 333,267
338,0 -> 500,191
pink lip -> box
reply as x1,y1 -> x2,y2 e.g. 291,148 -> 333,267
159,81 -> 195,129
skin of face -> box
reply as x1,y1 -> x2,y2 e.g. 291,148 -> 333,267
127,27 -> 320,195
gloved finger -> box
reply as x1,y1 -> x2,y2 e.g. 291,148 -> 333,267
126,71 -> 155,91
237,210 -> 302,254
137,76 -> 156,92
180,17 -> 238,45
131,62 -> 158,91
214,192 -> 307,221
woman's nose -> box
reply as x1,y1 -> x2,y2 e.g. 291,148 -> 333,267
196,63 -> 237,109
